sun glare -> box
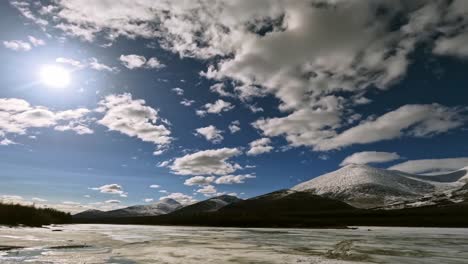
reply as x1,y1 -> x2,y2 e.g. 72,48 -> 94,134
40,65 -> 71,88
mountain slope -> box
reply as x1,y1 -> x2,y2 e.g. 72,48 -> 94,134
73,198 -> 182,219
292,164 -> 465,208
219,190 -> 355,214
170,195 -> 241,215
73,209 -> 105,219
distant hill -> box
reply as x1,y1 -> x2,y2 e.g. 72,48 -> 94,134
74,198 -> 182,219
0,202 -> 71,227
170,195 -> 241,215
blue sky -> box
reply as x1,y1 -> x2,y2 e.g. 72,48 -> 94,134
0,0 -> 467,212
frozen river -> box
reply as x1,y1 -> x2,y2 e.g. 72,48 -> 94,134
0,224 -> 467,263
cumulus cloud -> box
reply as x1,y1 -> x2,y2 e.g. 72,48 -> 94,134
196,185 -> 217,196
210,83 -> 234,97
315,104 -> 466,151
3,40 -> 31,51
119,54 -> 165,69
32,197 -> 47,202
196,99 -> 234,117
255,103 -> 467,151
159,192 -> 196,205
144,198 -> 154,203
56,57 -> 85,68
0,138 -> 17,146
27,36 -> 45,46
247,138 -> 273,156
184,176 -> 215,186
90,184 -> 127,197
0,98 -> 92,137
89,57 -> 117,72
388,157 -> 468,174
3,36 -> 43,51
180,99 -> 195,106
195,125 -> 223,144
228,120 -> 240,134
171,87 -> 184,96
105,199 -> 121,204
149,184 -> 160,189
97,93 -> 172,151
340,151 -> 401,166
170,148 -> 242,175
57,57 -> 116,72
214,174 -> 256,184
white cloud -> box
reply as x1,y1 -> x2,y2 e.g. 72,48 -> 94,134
153,149 -> 165,156
105,199 -> 121,204
89,57 -> 116,72
3,40 -> 31,51
197,99 -> 234,117
247,104 -> 264,113
146,57 -> 165,69
197,185 -> 217,196
247,138 -> 273,156
10,1 -> 48,27
0,98 -> 92,137
3,36 -> 44,51
28,36 -> 45,46
215,174 -> 256,185
90,184 -> 127,197
149,184 -> 160,189
228,120 -> 240,134
171,87 -> 184,96
180,99 -> 195,106
144,198 -> 154,203
159,192 -> 196,205
195,125 -> 223,144
0,138 -> 17,146
210,83 -> 234,97
157,160 -> 171,167
56,57 -> 117,72
171,148 -> 241,176
388,157 -> 468,174
56,57 -> 85,68
255,103 -> 466,152
119,54 -> 165,69
184,176 -> 215,186
340,151 -> 400,166
32,197 -> 47,202
314,104 -> 466,151
97,93 -> 172,151
54,123 -> 93,135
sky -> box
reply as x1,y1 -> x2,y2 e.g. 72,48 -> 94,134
0,0 -> 467,213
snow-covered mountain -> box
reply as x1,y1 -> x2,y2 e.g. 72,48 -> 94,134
292,164 -> 467,208
104,198 -> 182,217
74,198 -> 182,218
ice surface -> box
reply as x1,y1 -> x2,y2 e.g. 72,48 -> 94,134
0,224 -> 467,263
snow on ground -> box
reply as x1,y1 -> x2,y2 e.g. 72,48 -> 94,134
1,224 -> 468,263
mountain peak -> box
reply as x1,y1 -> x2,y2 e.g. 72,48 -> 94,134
292,164 -> 438,208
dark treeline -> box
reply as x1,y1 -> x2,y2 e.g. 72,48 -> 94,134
73,192 -> 468,228
0,203 -> 72,227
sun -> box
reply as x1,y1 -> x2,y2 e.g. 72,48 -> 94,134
40,65 -> 71,88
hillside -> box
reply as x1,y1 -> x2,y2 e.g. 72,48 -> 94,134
170,195 -> 241,215
292,164 -> 465,208
74,198 -> 182,219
